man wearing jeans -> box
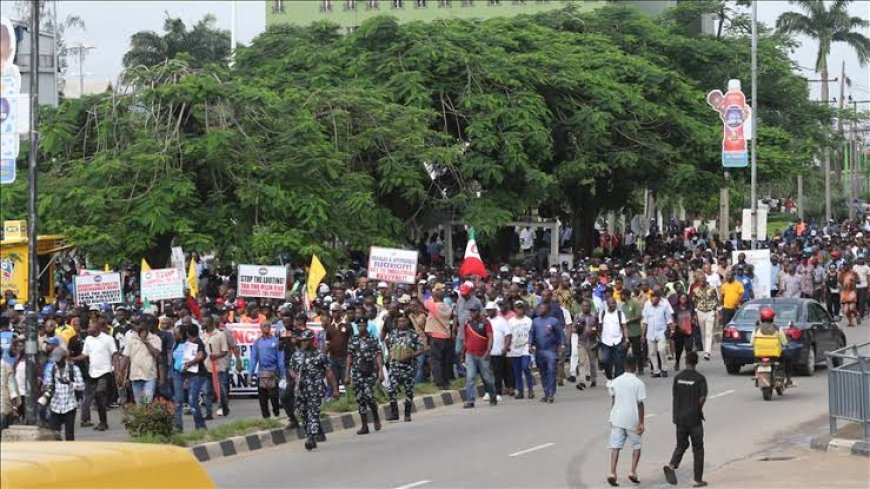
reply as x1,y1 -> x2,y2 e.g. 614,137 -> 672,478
122,315 -> 161,406
202,316 -> 230,418
530,302 -> 564,403
599,298 -> 628,382
642,291 -> 674,378
461,304 -> 497,408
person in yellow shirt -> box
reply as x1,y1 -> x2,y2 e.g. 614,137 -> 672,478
719,271 -> 744,325
54,312 -> 77,346
750,307 -> 791,385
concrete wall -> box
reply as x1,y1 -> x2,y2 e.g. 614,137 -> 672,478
12,22 -> 58,107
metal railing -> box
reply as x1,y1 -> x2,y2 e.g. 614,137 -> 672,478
825,342 -> 870,441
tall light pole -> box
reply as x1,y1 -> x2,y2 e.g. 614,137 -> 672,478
68,43 -> 94,97
24,0 -> 40,426
230,0 -> 237,67
750,0 -> 758,250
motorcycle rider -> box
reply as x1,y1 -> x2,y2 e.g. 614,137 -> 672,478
749,307 -> 791,386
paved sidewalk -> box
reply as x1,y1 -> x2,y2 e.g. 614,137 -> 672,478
75,397 -> 291,442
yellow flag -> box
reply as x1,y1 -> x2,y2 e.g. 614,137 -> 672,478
141,258 -> 151,272
307,255 -> 326,301
103,264 -> 110,272
187,257 -> 199,298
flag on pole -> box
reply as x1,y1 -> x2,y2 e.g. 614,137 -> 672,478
103,264 -> 110,272
459,227 -> 487,278
141,258 -> 151,272
140,258 -> 153,311
307,255 -> 326,301
187,257 -> 199,298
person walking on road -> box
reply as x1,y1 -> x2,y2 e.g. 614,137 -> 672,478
507,301 -> 534,399
462,304 -> 497,408
643,291 -> 674,378
607,356 -> 646,487
289,329 -> 339,451
530,301 -> 564,403
385,315 -> 422,422
249,320 -> 285,419
664,351 -> 708,488
344,320 -> 383,434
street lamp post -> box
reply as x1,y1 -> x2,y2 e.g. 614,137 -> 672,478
750,0 -> 758,250
68,43 -> 95,97
24,0 -> 40,426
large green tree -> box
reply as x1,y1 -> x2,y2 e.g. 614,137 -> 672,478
122,14 -> 231,69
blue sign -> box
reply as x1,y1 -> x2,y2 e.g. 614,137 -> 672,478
0,159 -> 14,184
722,152 -> 749,168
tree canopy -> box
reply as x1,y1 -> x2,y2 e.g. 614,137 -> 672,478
1,5 -> 833,266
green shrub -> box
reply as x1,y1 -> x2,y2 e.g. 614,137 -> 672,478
122,399 -> 176,438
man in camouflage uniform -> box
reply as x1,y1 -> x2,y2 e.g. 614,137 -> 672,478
385,315 -> 422,422
344,323 -> 384,435
289,329 -> 339,451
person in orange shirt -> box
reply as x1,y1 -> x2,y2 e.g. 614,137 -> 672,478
795,219 -> 806,237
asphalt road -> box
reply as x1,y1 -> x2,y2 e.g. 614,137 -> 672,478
206,324 -> 869,489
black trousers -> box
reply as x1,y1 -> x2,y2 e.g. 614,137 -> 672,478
50,408 -> 77,441
92,374 -> 111,426
722,308 -> 736,326
258,384 -> 280,418
491,355 -> 514,392
670,423 -> 704,483
429,337 -> 452,387
628,336 -> 644,371
281,381 -> 296,420
827,292 -> 841,316
859,288 -> 868,317
674,333 -> 694,366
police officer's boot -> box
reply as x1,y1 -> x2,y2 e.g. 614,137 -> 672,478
370,402 -> 382,431
387,401 -> 400,421
403,401 -> 412,422
287,414 -> 300,430
315,423 -> 327,442
304,436 -> 317,451
357,414 -> 370,435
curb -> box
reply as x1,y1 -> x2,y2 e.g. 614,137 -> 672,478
190,387 -> 477,462
810,434 -> 870,457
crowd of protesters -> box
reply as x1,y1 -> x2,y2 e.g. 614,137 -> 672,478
1,216 -> 868,454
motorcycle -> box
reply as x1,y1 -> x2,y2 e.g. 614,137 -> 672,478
754,356 -> 787,401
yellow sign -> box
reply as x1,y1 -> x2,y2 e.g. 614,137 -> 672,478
3,220 -> 26,239
0,242 -> 26,301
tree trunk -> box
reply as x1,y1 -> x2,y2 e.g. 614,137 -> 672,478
145,233 -> 174,270
571,199 -> 599,258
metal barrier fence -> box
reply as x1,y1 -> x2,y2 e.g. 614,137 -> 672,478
825,342 -> 870,441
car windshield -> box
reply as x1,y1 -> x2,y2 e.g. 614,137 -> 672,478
734,303 -> 799,323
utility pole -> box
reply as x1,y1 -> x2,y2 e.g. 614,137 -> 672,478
25,0 -> 40,426
797,173 -> 804,219
749,0 -> 758,250
230,0 -> 237,67
808,78 -> 838,223
838,61 -> 846,182
67,43 -> 95,97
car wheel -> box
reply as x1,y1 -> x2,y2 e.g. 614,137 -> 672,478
725,362 -> 741,375
799,346 -> 816,376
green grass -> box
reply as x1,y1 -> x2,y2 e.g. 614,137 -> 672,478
132,418 -> 283,447
322,379 -> 466,414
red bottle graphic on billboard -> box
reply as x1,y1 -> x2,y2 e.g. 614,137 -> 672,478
707,79 -> 752,168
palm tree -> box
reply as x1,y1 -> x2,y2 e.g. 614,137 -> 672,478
777,0 -> 870,220
122,14 -> 230,69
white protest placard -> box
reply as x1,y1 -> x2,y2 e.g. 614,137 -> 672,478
140,268 -> 184,301
367,246 -> 419,284
74,272 -> 123,305
237,264 -> 287,299
740,208 -> 768,241
732,249 -> 771,299
170,246 -> 185,274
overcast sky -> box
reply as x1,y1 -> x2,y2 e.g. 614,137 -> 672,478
39,0 -> 868,102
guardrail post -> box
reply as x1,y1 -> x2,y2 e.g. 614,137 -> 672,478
856,345 -> 870,441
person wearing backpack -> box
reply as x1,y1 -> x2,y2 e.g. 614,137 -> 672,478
599,297 -> 629,382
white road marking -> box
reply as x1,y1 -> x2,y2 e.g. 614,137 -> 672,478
509,443 -> 556,457
394,481 -> 431,489
707,389 -> 736,399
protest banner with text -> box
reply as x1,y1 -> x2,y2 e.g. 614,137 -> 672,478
74,272 -> 123,305
141,268 -> 184,301
367,247 -> 419,285
237,265 -> 288,299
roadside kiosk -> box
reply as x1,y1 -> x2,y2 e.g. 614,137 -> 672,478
0,220 -> 72,305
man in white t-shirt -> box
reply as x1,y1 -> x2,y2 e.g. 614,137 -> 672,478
701,263 -> 721,297
607,356 -> 646,487
599,298 -> 628,382
507,301 -> 534,399
486,302 -> 513,400
82,320 -> 118,431
852,257 -> 870,322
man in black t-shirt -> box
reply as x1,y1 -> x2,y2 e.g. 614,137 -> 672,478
663,351 -> 707,488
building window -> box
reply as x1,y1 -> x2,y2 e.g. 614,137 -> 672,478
461,0 -> 474,6
415,0 -> 427,7
272,0 -> 284,13
366,0 -> 379,8
345,0 -> 356,9
392,0 -> 403,8
39,54 -> 54,69
320,0 -> 333,11
438,0 -> 451,6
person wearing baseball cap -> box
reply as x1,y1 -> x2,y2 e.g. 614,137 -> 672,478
456,282 -> 482,375
461,302 -> 497,409
289,328 -> 339,451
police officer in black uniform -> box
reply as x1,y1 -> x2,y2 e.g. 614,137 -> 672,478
289,329 -> 339,451
344,320 -> 384,434
385,315 -> 422,422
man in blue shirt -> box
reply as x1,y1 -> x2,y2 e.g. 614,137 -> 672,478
734,265 -> 753,304
249,321 -> 286,419
530,302 -> 564,403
